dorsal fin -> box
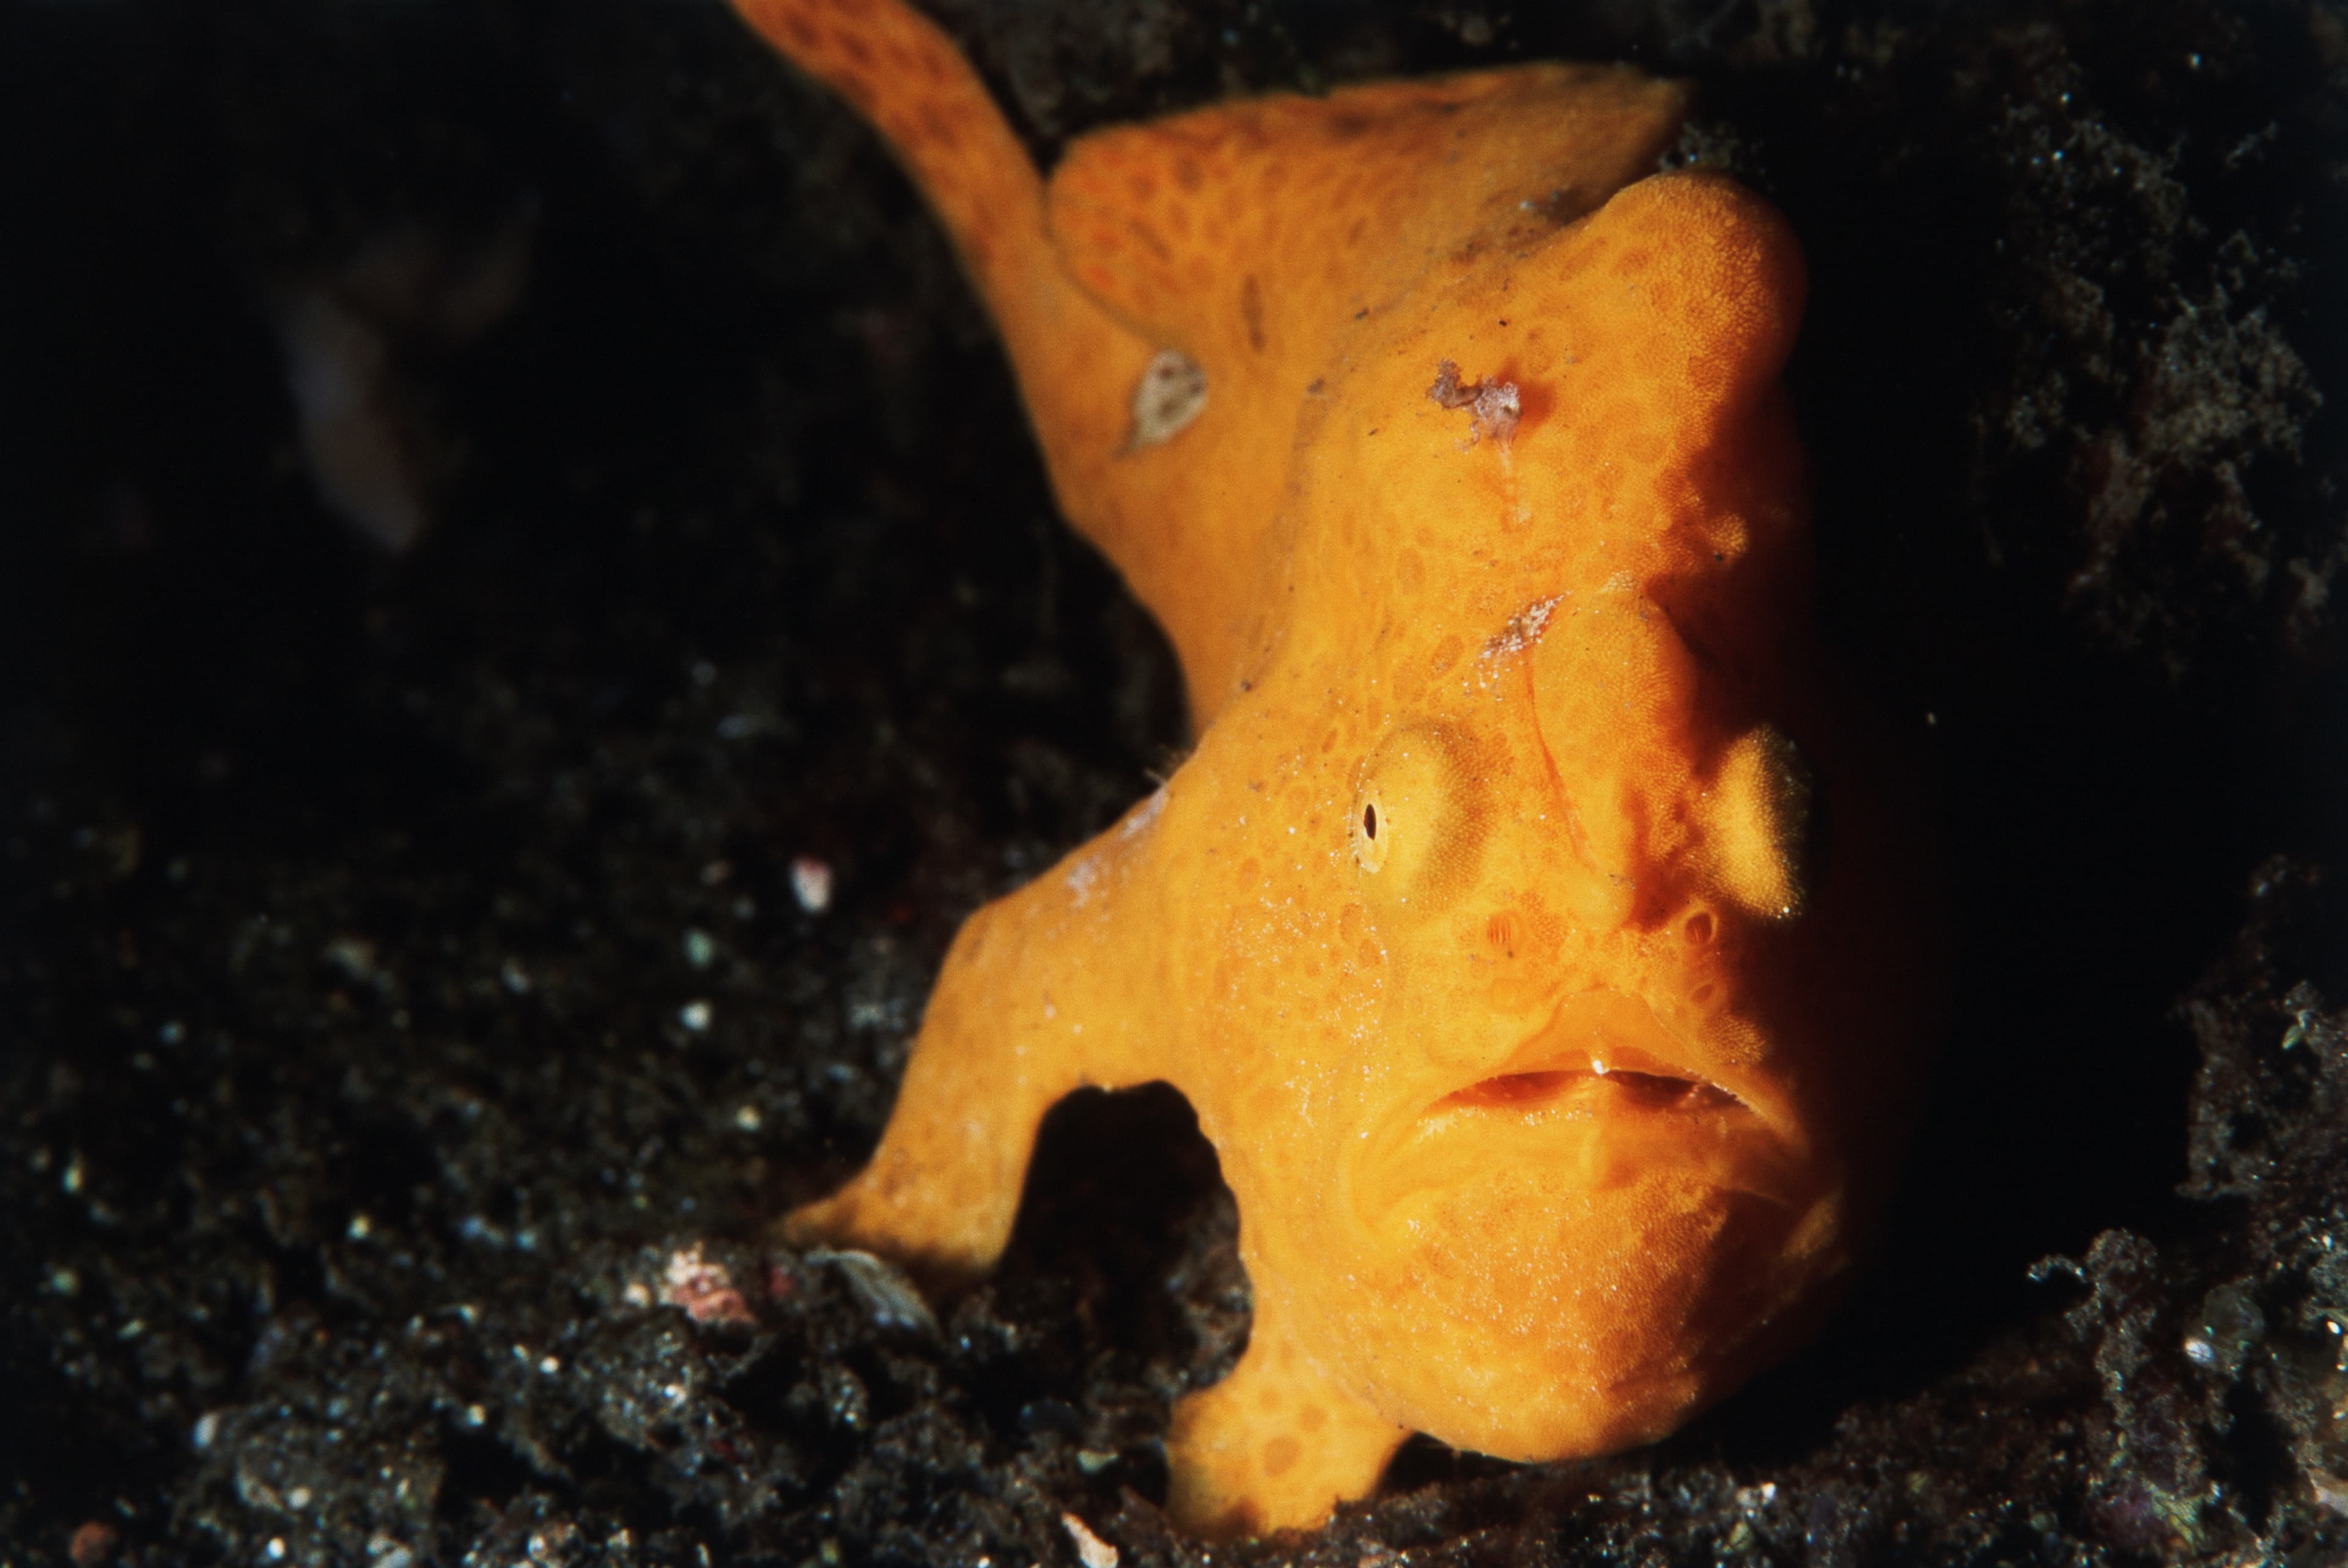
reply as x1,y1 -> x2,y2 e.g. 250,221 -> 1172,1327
1035,67 -> 1684,717
1046,65 -> 1686,403
733,0 -> 1685,724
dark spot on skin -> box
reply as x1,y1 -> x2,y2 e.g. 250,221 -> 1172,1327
1241,275 -> 1266,352
1363,804 -> 1378,839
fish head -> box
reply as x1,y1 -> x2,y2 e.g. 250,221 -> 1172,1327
1265,575 -> 1924,1462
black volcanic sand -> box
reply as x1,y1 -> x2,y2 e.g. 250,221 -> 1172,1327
4,1 -> 2345,1563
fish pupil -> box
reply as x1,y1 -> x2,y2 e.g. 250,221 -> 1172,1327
1362,803 -> 1378,839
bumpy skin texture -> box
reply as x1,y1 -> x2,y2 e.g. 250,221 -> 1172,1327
733,0 -> 1930,1539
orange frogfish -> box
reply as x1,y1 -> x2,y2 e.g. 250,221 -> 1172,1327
733,0 -> 1931,1539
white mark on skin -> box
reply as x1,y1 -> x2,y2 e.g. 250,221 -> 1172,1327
1428,359 -> 1521,447
1120,786 -> 1168,839
1065,853 -> 1102,907
1127,349 -> 1207,450
1482,595 -> 1562,663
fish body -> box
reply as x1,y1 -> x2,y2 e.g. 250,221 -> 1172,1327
734,0 -> 1931,1536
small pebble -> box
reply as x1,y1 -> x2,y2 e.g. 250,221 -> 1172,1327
68,1520 -> 118,1567
679,1000 -> 712,1032
1061,1512 -> 1118,1568
323,936 -> 378,981
807,1248 -> 937,1335
790,855 -> 833,913
660,1245 -> 757,1327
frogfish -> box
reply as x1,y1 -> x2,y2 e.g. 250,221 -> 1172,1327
730,0 -> 1932,1538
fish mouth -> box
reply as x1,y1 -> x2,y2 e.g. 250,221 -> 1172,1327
1363,988 -> 1812,1213
1437,988 -> 1798,1141
1439,1064 -> 1741,1114
1318,987 -> 1842,1460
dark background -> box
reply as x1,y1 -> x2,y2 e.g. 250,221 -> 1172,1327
2,0 -> 2344,1562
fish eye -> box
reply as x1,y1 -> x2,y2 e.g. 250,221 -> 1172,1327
1705,725 -> 1814,918
1351,726 -> 1485,910
1354,792 -> 1390,874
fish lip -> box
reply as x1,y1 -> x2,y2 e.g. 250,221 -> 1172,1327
1441,987 -> 1805,1149
1340,986 -> 1818,1240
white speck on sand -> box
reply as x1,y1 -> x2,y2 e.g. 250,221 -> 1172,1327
1061,1512 -> 1120,1568
790,856 -> 833,913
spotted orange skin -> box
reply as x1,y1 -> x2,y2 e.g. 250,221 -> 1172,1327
733,0 -> 1930,1539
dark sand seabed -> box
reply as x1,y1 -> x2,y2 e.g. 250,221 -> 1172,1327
2,1 -> 2345,1562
